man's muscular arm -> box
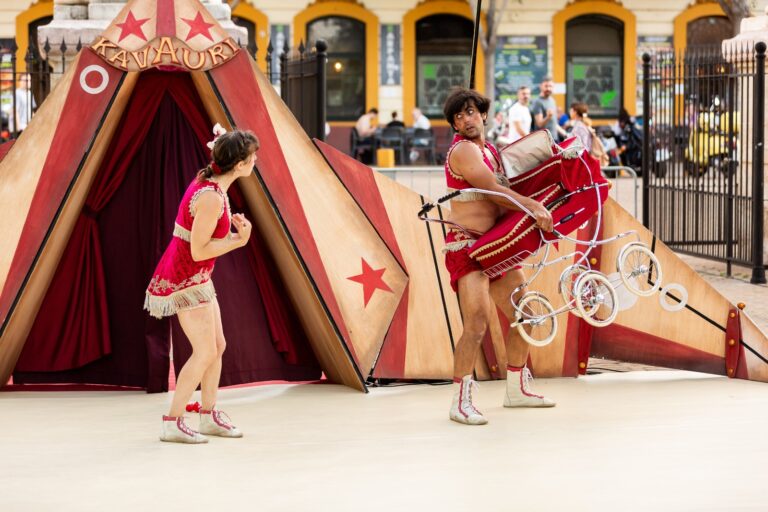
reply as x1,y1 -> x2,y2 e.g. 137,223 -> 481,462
450,143 -> 554,231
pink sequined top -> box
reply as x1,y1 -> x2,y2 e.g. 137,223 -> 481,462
144,179 -> 231,319
444,133 -> 508,201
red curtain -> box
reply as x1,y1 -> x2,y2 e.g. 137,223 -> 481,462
16,71 -> 213,372
16,69 -> 309,378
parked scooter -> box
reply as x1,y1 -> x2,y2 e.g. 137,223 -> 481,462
685,96 -> 739,177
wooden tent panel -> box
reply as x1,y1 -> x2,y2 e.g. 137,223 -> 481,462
207,55 -> 369,389
740,314 -> 768,382
0,72 -> 138,385
371,174 -> 455,379
189,71 -> 229,127
189,71 -> 368,389
600,199 -> 729,357
0,58 -> 77,293
251,75 -> 407,377
0,50 -> 125,331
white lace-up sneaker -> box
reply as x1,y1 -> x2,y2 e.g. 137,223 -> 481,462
199,408 -> 243,438
449,375 -> 488,425
160,415 -> 209,444
503,366 -> 556,408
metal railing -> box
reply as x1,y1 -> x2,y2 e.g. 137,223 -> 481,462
374,165 -> 641,219
642,43 -> 766,283
602,166 -> 639,219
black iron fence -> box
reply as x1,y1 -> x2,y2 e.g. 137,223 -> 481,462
267,39 -> 327,142
0,39 -> 71,141
0,36 -> 327,143
642,43 -> 766,283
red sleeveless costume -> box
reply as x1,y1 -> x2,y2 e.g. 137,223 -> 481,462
144,179 -> 231,319
443,134 -> 508,291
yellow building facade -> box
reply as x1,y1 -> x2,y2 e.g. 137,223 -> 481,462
4,0 -> 764,129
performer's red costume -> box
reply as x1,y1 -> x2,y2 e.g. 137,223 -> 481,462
443,134 -> 508,291
144,179 -> 231,318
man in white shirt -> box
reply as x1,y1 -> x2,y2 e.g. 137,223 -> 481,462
412,107 -> 431,130
9,74 -> 35,134
508,85 -> 532,144
355,108 -> 378,138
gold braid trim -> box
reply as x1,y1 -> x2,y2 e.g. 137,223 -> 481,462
508,159 -> 561,187
443,239 -> 475,253
144,280 -> 216,319
189,186 -> 228,220
469,185 -> 562,260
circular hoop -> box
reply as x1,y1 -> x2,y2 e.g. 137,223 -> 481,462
659,283 -> 688,312
616,243 -> 662,297
79,65 -> 109,95
559,264 -> 589,317
574,271 -> 619,327
515,292 -> 558,347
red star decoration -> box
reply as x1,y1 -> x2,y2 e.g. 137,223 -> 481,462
347,258 -> 393,307
181,11 -> 216,42
115,10 -> 150,42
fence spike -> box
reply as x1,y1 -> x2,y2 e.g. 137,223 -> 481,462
76,38 -> 82,52
59,39 -> 67,54
43,38 -> 50,55
298,39 -> 305,56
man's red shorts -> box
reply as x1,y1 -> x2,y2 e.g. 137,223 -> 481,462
444,231 -> 502,292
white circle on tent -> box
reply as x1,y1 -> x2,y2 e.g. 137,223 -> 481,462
80,65 -> 109,95
659,283 -> 688,312
607,271 -> 637,311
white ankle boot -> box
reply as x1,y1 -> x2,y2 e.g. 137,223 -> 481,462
160,415 -> 208,444
503,366 -> 556,408
449,375 -> 488,425
199,408 -> 243,438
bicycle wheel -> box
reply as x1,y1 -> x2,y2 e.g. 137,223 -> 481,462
574,271 -> 619,327
616,243 -> 662,297
515,292 -> 558,347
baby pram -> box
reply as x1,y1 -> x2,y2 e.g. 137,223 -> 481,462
418,131 -> 662,346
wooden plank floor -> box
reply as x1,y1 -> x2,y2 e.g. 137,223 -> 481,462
2,372 -> 767,511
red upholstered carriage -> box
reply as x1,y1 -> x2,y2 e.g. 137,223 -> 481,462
418,133 -> 663,347
469,136 -> 609,276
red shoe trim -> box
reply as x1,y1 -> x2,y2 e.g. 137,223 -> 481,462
212,411 -> 233,430
506,365 -> 523,372
162,415 -> 177,421
452,377 -> 462,384
458,379 -> 469,418
518,371 -> 544,398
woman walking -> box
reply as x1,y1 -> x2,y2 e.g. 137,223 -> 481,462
145,126 -> 259,444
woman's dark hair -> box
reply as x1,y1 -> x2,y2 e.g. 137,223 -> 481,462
570,102 -> 589,118
198,129 -> 260,181
443,87 -> 490,129
570,102 -> 591,127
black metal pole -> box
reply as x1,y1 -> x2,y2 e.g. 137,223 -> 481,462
642,53 -> 651,229
469,0 -> 482,89
316,39 -> 327,142
751,42 -> 766,284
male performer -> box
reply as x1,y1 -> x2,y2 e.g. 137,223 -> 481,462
442,87 -> 556,425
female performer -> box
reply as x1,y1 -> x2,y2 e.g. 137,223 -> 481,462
144,126 -> 258,444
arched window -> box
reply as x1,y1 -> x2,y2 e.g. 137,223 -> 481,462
687,16 -> 733,48
307,16 -> 365,121
415,14 -> 473,118
230,2 -> 269,71
566,15 -> 623,118
231,16 -> 257,57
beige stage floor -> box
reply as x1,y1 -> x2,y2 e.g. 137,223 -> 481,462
2,371 -> 767,512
